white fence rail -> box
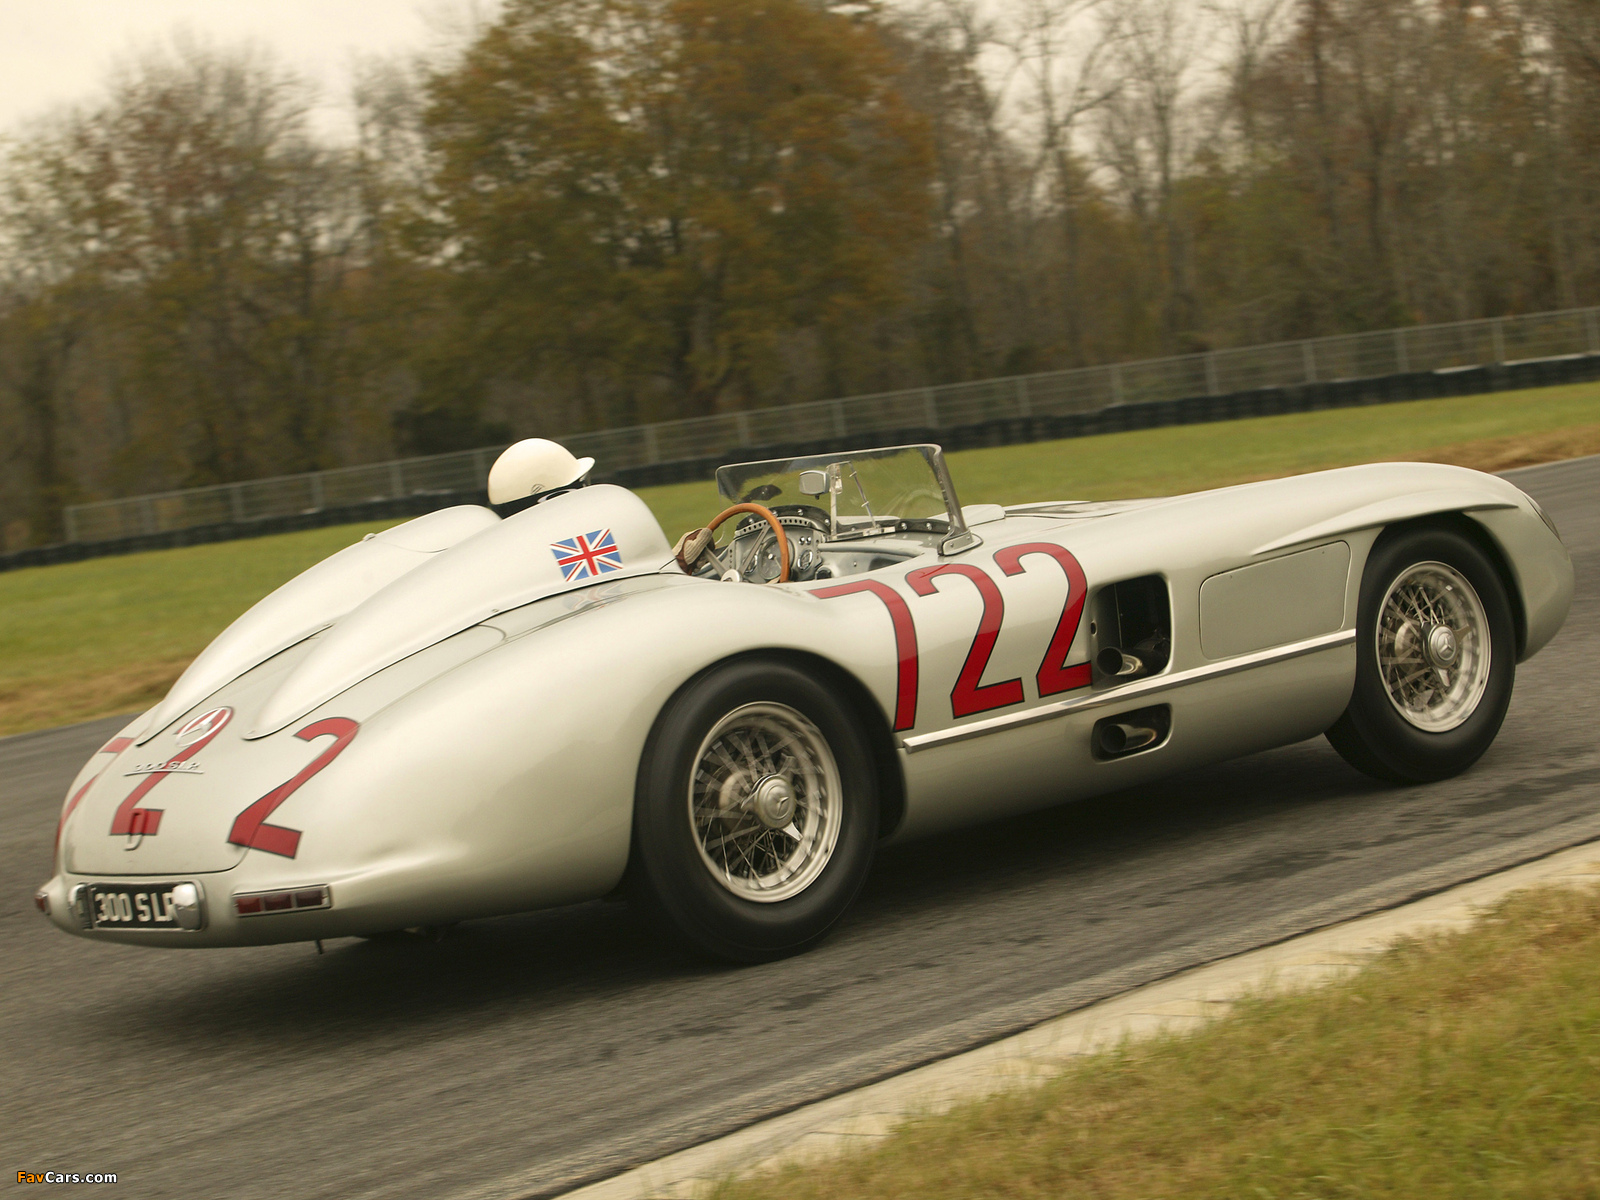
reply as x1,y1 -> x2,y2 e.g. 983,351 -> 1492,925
63,305 -> 1600,544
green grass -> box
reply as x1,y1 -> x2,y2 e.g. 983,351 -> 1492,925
3,380 -> 1598,736
716,881 -> 1600,1200
0,521 -> 399,735
631,379 -> 1600,533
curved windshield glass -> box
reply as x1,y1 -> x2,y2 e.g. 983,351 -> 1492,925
716,445 -> 963,541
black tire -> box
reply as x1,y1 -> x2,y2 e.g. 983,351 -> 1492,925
1326,524 -> 1516,784
632,658 -> 878,962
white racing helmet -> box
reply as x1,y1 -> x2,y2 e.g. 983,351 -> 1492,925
486,438 -> 596,504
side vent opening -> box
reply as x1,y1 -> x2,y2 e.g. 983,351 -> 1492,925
1091,574 -> 1172,683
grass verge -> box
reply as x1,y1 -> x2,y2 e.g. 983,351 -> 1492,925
716,882 -> 1600,1200
0,521 -> 398,737
2,380 -> 1597,737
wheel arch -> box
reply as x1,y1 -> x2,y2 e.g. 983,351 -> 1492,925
630,647 -> 907,847
766,649 -> 907,840
1370,512 -> 1527,659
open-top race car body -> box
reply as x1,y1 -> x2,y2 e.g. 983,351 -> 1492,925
38,444 -> 1573,960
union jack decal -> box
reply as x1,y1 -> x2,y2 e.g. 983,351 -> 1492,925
551,529 -> 624,582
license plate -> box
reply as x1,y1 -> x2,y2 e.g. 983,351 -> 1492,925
87,883 -> 192,929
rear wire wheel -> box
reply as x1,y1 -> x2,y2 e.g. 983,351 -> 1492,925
689,703 -> 843,903
633,659 -> 878,962
1327,525 -> 1516,784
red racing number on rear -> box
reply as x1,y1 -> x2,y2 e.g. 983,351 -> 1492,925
109,709 -> 233,838
62,736 -> 134,854
228,717 -> 359,859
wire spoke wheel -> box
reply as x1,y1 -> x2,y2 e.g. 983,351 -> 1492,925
1328,526 -> 1515,784
689,702 -> 842,903
1376,560 -> 1491,732
635,658 -> 878,960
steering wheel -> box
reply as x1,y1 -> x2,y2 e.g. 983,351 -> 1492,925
679,502 -> 790,583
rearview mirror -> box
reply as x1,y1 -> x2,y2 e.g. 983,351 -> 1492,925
798,470 -> 828,497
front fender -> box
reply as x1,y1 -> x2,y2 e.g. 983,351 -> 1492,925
1243,464 -> 1572,662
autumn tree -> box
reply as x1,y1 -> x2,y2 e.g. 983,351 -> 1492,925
415,0 -> 936,433
0,41 -> 381,495
0,117 -> 90,545
0,282 -> 89,545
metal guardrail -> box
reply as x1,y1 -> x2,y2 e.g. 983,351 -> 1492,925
63,305 -> 1600,544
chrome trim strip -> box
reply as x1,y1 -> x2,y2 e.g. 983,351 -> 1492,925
899,629 -> 1356,752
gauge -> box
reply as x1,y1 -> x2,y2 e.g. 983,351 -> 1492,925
730,514 -> 826,582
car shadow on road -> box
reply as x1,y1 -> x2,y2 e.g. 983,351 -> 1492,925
97,736 -> 1391,1053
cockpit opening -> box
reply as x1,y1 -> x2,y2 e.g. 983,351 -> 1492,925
674,445 -> 977,584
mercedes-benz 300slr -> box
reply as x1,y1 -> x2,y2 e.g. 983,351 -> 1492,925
37,444 -> 1572,960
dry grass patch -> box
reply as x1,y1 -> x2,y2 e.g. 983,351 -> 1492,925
0,660 -> 190,737
1417,420 -> 1600,474
718,883 -> 1600,1200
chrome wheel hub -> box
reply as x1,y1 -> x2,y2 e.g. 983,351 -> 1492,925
1377,562 -> 1491,732
1424,624 -> 1458,668
689,703 -> 841,903
750,775 -> 797,829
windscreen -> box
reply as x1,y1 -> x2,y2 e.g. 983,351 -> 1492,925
716,445 -> 958,538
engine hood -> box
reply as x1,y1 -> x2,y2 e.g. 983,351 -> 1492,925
244,484 -> 672,738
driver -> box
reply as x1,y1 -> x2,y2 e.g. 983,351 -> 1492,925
486,438 -> 595,516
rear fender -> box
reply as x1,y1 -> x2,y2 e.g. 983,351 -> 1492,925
262,579 -> 901,923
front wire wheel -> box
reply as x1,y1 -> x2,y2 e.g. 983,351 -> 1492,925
1327,525 -> 1515,784
690,703 -> 842,903
1376,562 -> 1491,732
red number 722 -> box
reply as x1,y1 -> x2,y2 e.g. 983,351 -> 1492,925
814,541 -> 1089,730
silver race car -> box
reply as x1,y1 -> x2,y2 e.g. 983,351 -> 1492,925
37,442 -> 1573,960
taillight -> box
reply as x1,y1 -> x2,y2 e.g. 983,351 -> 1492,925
233,885 -> 331,917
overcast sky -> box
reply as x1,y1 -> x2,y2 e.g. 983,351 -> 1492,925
0,1 -> 498,140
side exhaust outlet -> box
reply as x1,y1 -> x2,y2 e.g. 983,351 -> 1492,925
1092,704 -> 1172,760
1097,722 -> 1159,755
1095,647 -> 1146,678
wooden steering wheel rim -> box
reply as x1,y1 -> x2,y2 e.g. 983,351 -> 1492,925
705,502 -> 790,583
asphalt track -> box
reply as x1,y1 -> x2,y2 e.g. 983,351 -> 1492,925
5,456 -> 1597,1200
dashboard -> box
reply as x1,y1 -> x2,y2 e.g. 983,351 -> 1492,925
726,507 -> 934,583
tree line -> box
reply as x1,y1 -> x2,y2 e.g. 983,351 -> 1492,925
3,0 -> 1598,546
